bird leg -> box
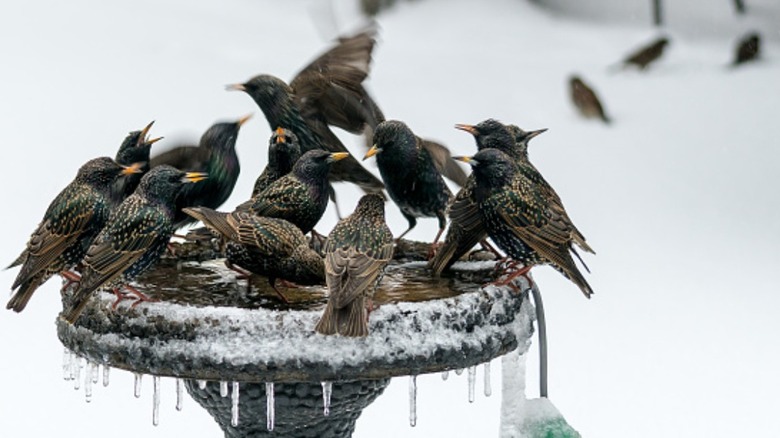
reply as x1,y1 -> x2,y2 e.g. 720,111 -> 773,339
479,239 -> 503,259
491,264 -> 535,293
269,279 -> 291,304
426,226 -> 446,260
59,271 -> 82,294
225,260 -> 253,294
111,284 -> 157,310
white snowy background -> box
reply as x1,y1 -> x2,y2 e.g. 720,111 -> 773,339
1,0 -> 779,437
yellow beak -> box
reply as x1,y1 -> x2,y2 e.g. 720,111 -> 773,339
183,172 -> 208,183
363,145 -> 380,160
329,152 -> 350,162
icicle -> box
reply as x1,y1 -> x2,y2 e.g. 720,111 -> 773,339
484,362 -> 492,397
134,373 -> 143,398
220,381 -> 228,397
62,349 -> 73,381
231,382 -> 240,427
197,380 -> 207,390
409,375 -> 418,427
176,379 -> 184,411
467,366 -> 476,403
265,382 -> 275,431
152,376 -> 161,426
455,368 -> 464,376
84,362 -> 93,403
321,381 -> 332,416
441,370 -> 449,381
102,365 -> 110,387
73,358 -> 82,390
90,362 -> 99,384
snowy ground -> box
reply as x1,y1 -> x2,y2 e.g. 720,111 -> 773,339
1,0 -> 779,437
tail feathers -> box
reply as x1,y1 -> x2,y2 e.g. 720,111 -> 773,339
428,239 -> 459,277
558,264 -> 594,299
181,207 -> 237,241
569,246 -> 591,274
315,298 -> 368,337
6,275 -> 45,312
62,289 -> 95,324
6,250 -> 26,270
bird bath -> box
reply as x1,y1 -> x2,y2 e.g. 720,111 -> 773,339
57,239 -> 535,437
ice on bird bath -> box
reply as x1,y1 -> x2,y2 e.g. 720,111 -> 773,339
197,380 -> 206,390
230,382 -> 240,427
441,370 -> 449,381
409,375 -> 418,427
467,365 -> 476,403
152,376 -> 161,426
220,381 -> 228,397
265,382 -> 275,431
484,361 -> 492,397
133,373 -> 142,398
102,365 -> 110,387
321,381 -> 332,416
90,362 -> 99,384
455,368 -> 464,376
84,362 -> 93,403
176,378 -> 184,411
62,348 -> 72,381
73,358 -> 82,390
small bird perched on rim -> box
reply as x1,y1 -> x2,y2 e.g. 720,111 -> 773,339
61,165 -> 207,324
251,127 -> 302,198
150,114 -> 250,229
731,32 -> 761,66
617,36 -> 669,70
455,149 -> 593,298
242,149 -> 350,235
569,75 -> 611,124
363,120 -> 453,245
315,194 -> 394,337
7,157 -> 143,312
112,120 -> 162,204
429,119 -> 547,276
182,207 -> 324,303
226,27 -> 385,212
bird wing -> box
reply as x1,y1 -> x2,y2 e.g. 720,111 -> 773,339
325,244 -> 391,310
231,213 -> 297,256
12,187 -> 101,290
420,138 -> 468,187
248,176 -> 309,218
77,205 -> 167,293
150,144 -> 210,171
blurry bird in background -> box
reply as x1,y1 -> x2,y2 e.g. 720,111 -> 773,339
251,127 -> 302,198
615,36 -> 670,71
150,115 -> 250,229
731,32 -> 761,66
569,75 -> 611,124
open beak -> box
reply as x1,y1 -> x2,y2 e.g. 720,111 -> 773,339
524,128 -> 548,141
329,152 -> 350,162
183,172 -> 208,183
139,120 -> 155,145
146,136 -> 163,146
121,162 -> 144,175
363,145 -> 381,160
453,156 -> 476,167
225,83 -> 246,92
275,127 -> 286,143
237,113 -> 253,127
454,124 -> 479,135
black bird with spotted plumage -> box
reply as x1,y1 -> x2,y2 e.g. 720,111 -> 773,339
363,120 -> 452,244
316,194 -> 394,337
61,165 -> 207,323
150,115 -> 249,229
455,149 -> 593,298
112,120 -> 162,204
251,127 -> 302,198
7,157 -> 142,312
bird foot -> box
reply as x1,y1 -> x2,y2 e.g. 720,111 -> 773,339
270,281 -> 291,305
59,271 -> 82,294
111,285 -> 158,310
490,264 -> 534,293
426,242 -> 442,260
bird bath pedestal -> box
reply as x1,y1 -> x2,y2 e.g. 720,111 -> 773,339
56,240 -> 535,437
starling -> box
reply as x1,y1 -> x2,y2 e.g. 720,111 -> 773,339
112,120 -> 162,204
226,28 -> 385,204
61,165 -> 207,323
619,36 -> 669,70
315,194 -> 393,337
150,115 -> 250,229
183,207 -> 324,302
7,157 -> 142,312
430,119 -> 545,275
363,120 -> 453,244
251,127 -> 302,198
244,150 -> 349,234
569,75 -> 611,124
732,32 -> 761,66
455,149 -> 593,298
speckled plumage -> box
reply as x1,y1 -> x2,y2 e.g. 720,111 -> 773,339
461,149 -> 593,298
150,116 -> 249,229
62,166 -> 207,323
620,36 -> 669,70
112,120 -> 160,204
570,76 -> 611,124
244,150 -> 348,234
7,157 -> 140,312
364,120 -> 452,242
251,127 -> 302,198
227,28 -> 385,200
316,194 -> 394,337
183,207 -> 324,292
